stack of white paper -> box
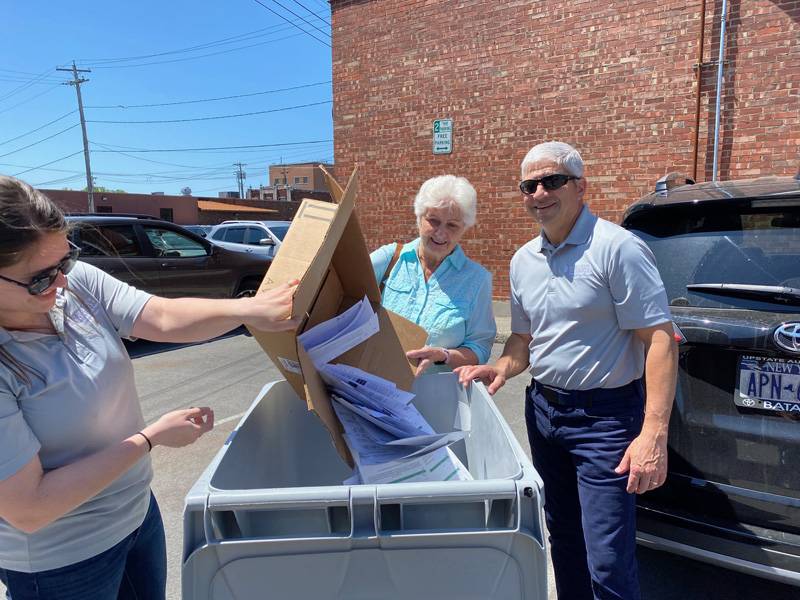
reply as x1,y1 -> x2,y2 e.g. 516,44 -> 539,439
297,299 -> 472,485
297,297 -> 379,367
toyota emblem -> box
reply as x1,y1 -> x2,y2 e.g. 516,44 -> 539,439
774,322 -> 800,354
742,398 -> 755,407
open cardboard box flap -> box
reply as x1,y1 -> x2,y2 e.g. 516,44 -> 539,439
248,167 -> 427,464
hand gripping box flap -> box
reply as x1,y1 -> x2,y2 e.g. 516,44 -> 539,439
248,166 -> 427,464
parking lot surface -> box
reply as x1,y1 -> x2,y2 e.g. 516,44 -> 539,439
3,333 -> 797,599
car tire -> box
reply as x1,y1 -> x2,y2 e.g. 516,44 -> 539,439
234,279 -> 261,298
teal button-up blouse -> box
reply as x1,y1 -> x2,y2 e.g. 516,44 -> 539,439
370,238 -> 496,366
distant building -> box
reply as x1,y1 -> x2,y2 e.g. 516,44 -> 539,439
41,189 -> 305,225
218,191 -> 241,199
268,162 -> 334,192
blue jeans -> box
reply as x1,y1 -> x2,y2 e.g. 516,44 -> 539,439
525,380 -> 645,600
0,492 -> 166,600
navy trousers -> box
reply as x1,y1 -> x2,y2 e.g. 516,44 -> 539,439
0,492 -> 166,600
525,380 -> 645,600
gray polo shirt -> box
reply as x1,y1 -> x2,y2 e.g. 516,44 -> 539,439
510,205 -> 671,390
0,262 -> 153,572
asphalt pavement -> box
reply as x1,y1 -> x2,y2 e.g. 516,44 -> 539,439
137,333 -> 797,600
3,332 -> 798,599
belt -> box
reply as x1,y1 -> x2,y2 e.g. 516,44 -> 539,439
531,379 -> 641,408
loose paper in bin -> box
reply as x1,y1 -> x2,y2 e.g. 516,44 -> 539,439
248,166 -> 427,463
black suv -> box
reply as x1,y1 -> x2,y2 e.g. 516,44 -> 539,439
622,175 -> 800,586
66,215 -> 270,298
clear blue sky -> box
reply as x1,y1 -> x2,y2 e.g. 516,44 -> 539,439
0,0 -> 333,196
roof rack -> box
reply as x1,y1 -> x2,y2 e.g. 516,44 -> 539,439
655,172 -> 695,194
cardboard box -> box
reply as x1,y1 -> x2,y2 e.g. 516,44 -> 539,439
249,167 -> 427,463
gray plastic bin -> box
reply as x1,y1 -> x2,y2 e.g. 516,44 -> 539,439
182,373 -> 547,599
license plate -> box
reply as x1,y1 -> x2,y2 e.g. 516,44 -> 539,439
736,355 -> 800,412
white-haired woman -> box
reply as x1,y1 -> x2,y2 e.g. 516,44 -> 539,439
370,175 -> 496,375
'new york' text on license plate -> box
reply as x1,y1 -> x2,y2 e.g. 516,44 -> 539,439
737,355 -> 800,412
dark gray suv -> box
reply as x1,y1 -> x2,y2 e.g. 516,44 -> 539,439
66,215 -> 270,298
622,175 -> 800,586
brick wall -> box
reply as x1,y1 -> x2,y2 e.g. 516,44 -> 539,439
331,0 -> 800,297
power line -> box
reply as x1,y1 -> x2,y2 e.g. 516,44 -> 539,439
0,110 -> 77,147
77,21 -> 298,64
87,99 -> 331,124
11,150 -> 85,177
33,173 -> 86,187
87,32 -> 304,70
0,124 -> 81,158
86,80 -> 331,109
91,139 -> 333,153
0,86 -> 63,117
0,67 -> 58,103
286,0 -> 330,26
261,0 -> 330,39
250,0 -> 331,47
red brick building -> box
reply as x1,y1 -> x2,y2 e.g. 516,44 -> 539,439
40,189 -> 328,224
330,0 -> 800,297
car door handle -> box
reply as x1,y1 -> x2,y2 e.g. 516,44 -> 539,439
160,263 -> 178,268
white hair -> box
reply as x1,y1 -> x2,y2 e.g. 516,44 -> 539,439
520,141 -> 584,178
413,175 -> 477,228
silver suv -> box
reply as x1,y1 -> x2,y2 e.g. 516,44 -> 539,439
208,220 -> 290,260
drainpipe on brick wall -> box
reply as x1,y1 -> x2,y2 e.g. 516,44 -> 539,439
691,0 -> 708,182
711,0 -> 729,182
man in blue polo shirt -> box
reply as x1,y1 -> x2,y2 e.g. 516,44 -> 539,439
457,141 -> 678,600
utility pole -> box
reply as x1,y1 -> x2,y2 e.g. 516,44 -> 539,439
57,62 -> 94,212
233,162 -> 246,199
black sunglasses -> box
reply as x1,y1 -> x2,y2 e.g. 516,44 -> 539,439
0,242 -> 80,295
519,174 -> 578,195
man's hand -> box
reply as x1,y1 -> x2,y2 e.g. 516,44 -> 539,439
614,430 -> 668,494
454,364 -> 507,395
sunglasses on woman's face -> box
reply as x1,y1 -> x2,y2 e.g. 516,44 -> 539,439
0,243 -> 80,296
518,174 -> 578,195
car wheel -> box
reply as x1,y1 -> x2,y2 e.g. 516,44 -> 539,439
234,278 -> 261,298
235,286 -> 258,298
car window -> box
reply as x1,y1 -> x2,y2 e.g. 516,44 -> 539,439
210,227 -> 226,240
627,201 -> 800,311
75,224 -> 142,257
268,225 -> 289,241
243,227 -> 264,245
143,227 -> 207,258
223,227 -> 247,244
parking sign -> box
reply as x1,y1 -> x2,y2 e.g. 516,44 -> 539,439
433,119 -> 453,154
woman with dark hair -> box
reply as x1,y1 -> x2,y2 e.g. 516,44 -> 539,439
0,176 -> 298,599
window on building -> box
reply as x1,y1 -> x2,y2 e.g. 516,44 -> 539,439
302,176 -> 309,184
274,178 -> 281,185
96,205 -> 112,213
294,176 -> 301,184
159,208 -> 174,222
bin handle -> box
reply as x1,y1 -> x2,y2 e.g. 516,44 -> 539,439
349,486 -> 378,539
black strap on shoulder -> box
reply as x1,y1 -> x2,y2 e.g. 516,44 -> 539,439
379,242 -> 403,294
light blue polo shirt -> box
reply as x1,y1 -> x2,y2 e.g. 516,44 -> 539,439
371,239 -> 496,367
510,205 -> 671,390
0,262 -> 153,572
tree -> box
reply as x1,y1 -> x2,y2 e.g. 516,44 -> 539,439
82,185 -> 126,193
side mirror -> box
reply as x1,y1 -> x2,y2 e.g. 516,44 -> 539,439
259,237 -> 275,246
